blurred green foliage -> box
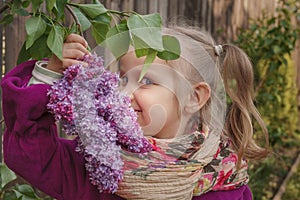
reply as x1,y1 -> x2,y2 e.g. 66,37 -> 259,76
282,159 -> 300,200
235,0 -> 300,199
0,163 -> 53,200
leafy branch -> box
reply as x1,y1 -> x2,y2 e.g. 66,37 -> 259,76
0,0 -> 181,78
65,4 -> 83,37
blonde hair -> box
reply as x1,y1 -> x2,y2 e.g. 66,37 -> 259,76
164,26 -> 269,164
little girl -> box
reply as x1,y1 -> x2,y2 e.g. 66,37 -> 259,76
1,26 -> 269,199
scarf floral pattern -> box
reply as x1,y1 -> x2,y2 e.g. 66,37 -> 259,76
117,131 -> 249,199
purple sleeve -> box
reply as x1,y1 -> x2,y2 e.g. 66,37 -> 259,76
193,185 -> 253,200
1,60 -> 101,200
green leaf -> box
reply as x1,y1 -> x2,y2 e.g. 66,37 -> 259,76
31,0 -> 43,13
30,34 -> 52,60
17,41 -> 32,64
2,190 -> 18,200
46,0 -> 56,12
47,26 -> 64,60
72,7 -> 91,32
43,24 -> 56,35
54,0 -> 67,19
273,45 -> 281,54
68,23 -> 78,34
157,35 -> 180,60
127,13 -> 164,51
13,184 -> 41,200
0,164 -> 17,189
0,14 -> 14,25
10,0 -> 26,15
130,36 -> 151,58
77,3 -> 107,19
135,49 -> 150,58
11,0 -> 22,9
11,1 -> 29,16
91,22 -> 109,44
93,13 -> 111,25
104,22 -> 130,58
13,8 -> 30,16
22,1 -> 31,8
25,16 -> 47,49
138,49 -> 157,82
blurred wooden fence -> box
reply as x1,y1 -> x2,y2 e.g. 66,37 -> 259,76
0,0 -> 299,162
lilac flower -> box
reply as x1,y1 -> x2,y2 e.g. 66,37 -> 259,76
47,54 -> 152,193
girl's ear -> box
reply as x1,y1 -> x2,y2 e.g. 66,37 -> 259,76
184,82 -> 211,114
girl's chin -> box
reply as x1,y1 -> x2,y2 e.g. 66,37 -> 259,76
140,127 -> 158,137
142,132 -> 158,137
137,117 -> 165,137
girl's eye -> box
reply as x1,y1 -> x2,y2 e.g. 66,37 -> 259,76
139,77 -> 153,85
119,76 -> 128,87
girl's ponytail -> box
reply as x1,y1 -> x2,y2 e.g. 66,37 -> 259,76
221,44 -> 269,164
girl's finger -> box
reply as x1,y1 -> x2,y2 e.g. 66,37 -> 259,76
63,48 -> 89,60
62,59 -> 82,68
65,33 -> 88,48
63,42 -> 90,56
62,59 -> 88,69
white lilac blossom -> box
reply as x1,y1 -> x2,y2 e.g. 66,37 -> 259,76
47,54 -> 152,193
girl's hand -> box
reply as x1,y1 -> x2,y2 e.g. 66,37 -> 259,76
46,34 -> 90,74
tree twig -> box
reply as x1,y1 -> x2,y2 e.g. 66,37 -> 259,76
254,59 -> 269,98
66,4 -> 83,37
272,152 -> 300,200
0,3 -> 9,14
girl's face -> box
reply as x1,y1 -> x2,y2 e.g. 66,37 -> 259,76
119,52 -> 186,139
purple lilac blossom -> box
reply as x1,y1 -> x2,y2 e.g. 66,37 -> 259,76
47,54 -> 152,193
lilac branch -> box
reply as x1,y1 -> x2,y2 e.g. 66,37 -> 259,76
66,4 -> 83,37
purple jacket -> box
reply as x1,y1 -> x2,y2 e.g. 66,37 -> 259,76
1,60 -> 253,200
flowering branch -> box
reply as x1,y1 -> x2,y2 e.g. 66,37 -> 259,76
47,53 -> 152,193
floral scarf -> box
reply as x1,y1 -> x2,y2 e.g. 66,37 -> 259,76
117,130 -> 249,199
